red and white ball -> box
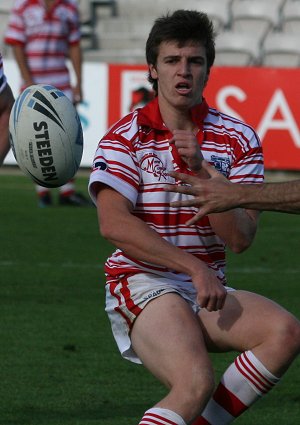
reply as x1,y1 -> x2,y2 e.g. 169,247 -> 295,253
9,84 -> 83,188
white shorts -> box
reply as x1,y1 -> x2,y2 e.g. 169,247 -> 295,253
105,272 -> 235,364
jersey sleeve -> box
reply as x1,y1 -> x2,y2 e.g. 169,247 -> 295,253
89,134 -> 141,206
229,125 -> 264,184
67,1 -> 81,45
0,53 -> 7,93
4,0 -> 26,46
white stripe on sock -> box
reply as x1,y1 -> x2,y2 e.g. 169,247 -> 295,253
202,398 -> 235,425
235,351 -> 279,395
139,407 -> 187,425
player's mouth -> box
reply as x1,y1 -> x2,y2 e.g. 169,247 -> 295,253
175,81 -> 192,95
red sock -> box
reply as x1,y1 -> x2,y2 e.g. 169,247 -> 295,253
59,179 -> 75,196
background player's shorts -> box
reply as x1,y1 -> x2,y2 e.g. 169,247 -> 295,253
105,272 -> 235,364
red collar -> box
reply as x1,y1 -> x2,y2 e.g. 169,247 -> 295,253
137,96 -> 209,131
137,97 -> 209,174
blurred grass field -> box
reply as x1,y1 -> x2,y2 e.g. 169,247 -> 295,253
0,169 -> 299,425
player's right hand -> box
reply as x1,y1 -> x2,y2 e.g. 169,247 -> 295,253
191,267 -> 227,312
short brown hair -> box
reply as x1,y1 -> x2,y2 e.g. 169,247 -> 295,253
146,9 -> 216,93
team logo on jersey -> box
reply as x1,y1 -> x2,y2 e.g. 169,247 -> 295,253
211,155 -> 230,176
140,153 -> 168,181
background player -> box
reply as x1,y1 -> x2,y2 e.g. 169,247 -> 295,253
0,52 -> 14,166
5,0 -> 90,207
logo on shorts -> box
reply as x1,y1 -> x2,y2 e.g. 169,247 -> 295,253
143,288 -> 166,301
140,153 -> 168,181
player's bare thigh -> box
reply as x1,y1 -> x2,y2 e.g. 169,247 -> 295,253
131,292 -> 212,387
198,290 -> 300,374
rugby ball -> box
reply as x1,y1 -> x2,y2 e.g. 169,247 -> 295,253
9,84 -> 83,188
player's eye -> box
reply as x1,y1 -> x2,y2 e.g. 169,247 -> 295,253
165,57 -> 178,64
190,57 -> 205,65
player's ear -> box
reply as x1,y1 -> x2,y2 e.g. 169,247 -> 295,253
149,64 -> 158,80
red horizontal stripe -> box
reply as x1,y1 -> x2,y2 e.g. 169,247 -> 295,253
140,412 -> 177,425
213,382 -> 248,417
238,354 -> 270,392
235,357 -> 267,394
242,352 -> 274,389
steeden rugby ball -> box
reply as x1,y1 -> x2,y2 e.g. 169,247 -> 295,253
9,84 -> 83,188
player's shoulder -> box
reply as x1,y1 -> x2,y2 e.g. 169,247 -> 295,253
62,0 -> 79,11
208,106 -> 258,136
13,0 -> 28,9
104,110 -> 140,141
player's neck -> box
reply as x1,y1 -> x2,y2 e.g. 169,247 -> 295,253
44,0 -> 55,11
157,95 -> 197,132
160,104 -> 196,132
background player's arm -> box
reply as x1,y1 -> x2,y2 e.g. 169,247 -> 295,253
94,183 -> 227,311
166,162 -> 300,216
236,181 -> 300,213
69,43 -> 82,103
11,44 -> 34,87
0,83 -> 14,165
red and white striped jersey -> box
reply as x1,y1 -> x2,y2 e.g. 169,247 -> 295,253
89,97 -> 264,285
0,53 -> 7,93
4,0 -> 80,99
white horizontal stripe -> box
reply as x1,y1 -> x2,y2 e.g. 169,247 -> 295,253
203,398 -> 234,424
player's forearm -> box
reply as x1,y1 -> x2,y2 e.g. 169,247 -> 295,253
102,210 -> 209,277
12,45 -> 33,85
69,44 -> 82,86
237,182 -> 300,213
69,44 -> 82,102
209,207 -> 258,253
97,186 -> 209,278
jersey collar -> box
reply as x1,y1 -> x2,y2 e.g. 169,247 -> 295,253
137,96 -> 209,131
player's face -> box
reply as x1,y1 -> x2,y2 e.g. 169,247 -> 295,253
149,41 -> 209,111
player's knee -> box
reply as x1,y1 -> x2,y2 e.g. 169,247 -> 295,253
275,313 -> 300,355
174,366 -> 215,417
286,316 -> 300,354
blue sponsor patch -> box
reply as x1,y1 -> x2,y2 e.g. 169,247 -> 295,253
211,155 -> 230,176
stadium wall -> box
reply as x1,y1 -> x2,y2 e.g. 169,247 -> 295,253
4,59 -> 300,170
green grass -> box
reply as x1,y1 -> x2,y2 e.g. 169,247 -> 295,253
0,171 -> 299,425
